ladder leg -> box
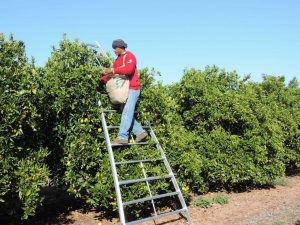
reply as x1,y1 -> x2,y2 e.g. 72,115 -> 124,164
132,135 -> 158,218
100,108 -> 126,224
148,126 -> 192,223
140,161 -> 158,217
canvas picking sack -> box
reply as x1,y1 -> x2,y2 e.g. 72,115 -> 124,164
105,75 -> 129,104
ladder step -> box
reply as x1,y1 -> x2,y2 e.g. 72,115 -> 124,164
102,109 -> 117,113
119,174 -> 173,185
107,126 -> 121,129
125,208 -> 188,225
111,142 -> 148,147
123,191 -> 179,206
107,125 -> 150,129
115,157 -> 165,165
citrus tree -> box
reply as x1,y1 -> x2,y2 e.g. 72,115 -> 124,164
40,37 -> 183,214
169,66 -> 299,189
0,34 -> 49,219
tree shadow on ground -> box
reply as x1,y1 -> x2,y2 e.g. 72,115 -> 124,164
0,185 -> 191,225
286,168 -> 300,177
0,186 -> 118,225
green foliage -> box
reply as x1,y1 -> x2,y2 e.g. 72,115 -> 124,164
40,37 -> 114,208
170,66 -> 299,189
15,154 -> 49,220
0,33 -> 49,219
39,37 -> 179,214
1,34 -> 300,221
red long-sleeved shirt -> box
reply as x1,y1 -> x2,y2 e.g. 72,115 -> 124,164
100,51 -> 140,90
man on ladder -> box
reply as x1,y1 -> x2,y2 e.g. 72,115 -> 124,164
97,39 -> 191,224
100,39 -> 148,145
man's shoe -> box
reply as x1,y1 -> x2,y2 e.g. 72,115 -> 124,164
135,132 -> 148,142
111,138 -> 128,145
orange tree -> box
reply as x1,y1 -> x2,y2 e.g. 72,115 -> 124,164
40,37 -> 190,216
40,37 -> 112,208
260,76 -> 300,173
136,71 -> 207,193
0,34 -> 49,219
169,66 -> 300,190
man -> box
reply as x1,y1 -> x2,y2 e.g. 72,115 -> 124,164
101,39 -> 148,144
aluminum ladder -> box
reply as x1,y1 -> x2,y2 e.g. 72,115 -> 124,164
98,99 -> 191,225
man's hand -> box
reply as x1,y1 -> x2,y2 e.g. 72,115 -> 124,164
100,75 -> 107,84
103,68 -> 113,74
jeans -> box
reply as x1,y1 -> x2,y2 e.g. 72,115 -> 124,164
118,89 -> 144,139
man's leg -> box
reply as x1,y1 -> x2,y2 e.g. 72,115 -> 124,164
117,89 -> 140,140
132,119 -> 144,137
132,115 -> 148,142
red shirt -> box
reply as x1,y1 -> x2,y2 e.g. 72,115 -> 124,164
100,51 -> 140,90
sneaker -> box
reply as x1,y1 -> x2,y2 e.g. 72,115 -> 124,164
135,132 -> 148,142
111,138 -> 128,145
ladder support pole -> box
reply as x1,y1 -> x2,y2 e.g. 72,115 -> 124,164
99,101 -> 126,225
148,126 -> 192,223
140,161 -> 158,217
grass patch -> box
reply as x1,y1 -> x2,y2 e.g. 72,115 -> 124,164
193,194 -> 229,208
213,194 -> 229,205
272,177 -> 289,186
272,221 -> 285,225
193,196 -> 212,208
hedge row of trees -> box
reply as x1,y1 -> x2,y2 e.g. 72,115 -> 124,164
1,34 -> 299,220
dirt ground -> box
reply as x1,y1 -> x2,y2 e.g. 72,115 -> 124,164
3,175 -> 300,225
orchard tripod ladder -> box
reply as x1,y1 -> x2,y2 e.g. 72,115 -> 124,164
98,98 -> 191,225
86,41 -> 191,224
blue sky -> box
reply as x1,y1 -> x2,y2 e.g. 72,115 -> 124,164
1,0 -> 300,84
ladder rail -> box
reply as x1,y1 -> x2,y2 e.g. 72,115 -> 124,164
86,41 -> 112,69
139,160 -> 158,217
98,99 -> 126,225
148,125 -> 192,223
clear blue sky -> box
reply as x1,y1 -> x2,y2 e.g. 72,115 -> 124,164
1,0 -> 300,84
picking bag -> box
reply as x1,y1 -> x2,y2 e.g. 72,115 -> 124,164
105,75 -> 129,104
